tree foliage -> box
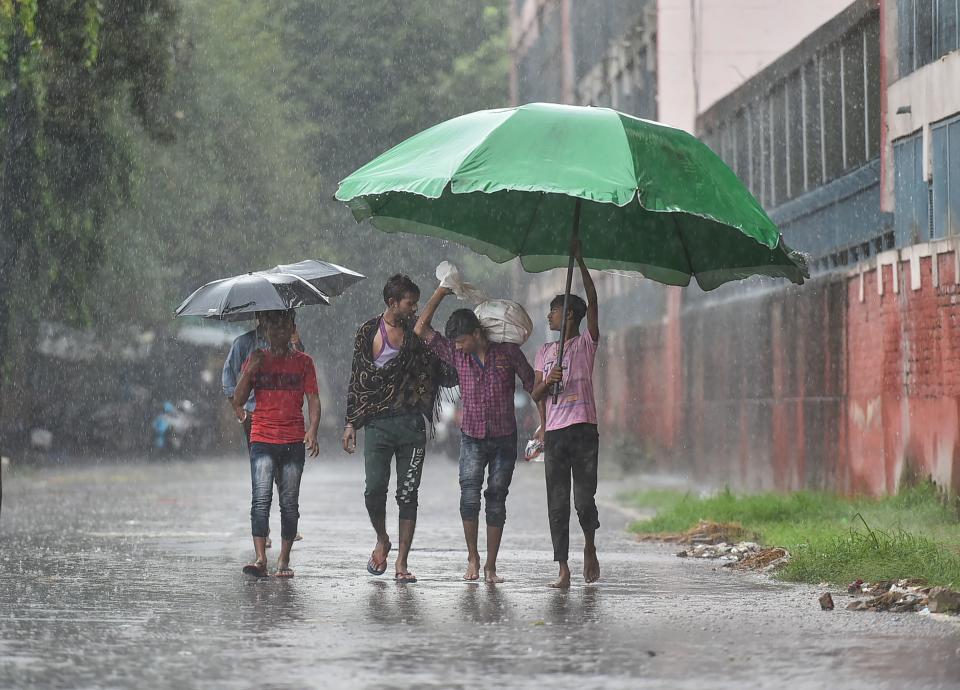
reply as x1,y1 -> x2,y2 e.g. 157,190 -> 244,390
98,0 -> 328,326
0,0 -> 178,324
1,0 -> 515,441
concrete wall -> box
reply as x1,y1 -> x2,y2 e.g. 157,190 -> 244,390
597,238 -> 960,495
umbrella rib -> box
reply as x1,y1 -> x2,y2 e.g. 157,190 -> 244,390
281,273 -> 331,303
671,214 -> 696,277
215,280 -> 235,321
516,192 -> 546,257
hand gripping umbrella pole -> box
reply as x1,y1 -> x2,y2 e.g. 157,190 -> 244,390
552,198 -> 582,404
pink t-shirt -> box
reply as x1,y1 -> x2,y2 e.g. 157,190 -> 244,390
535,330 -> 599,431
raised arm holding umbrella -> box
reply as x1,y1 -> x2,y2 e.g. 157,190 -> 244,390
335,101 -> 807,586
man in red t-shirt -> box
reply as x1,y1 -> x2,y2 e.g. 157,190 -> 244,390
233,309 -> 320,578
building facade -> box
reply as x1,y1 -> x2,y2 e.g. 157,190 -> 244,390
513,0 -> 960,494
510,0 -> 665,344
510,0 -> 657,116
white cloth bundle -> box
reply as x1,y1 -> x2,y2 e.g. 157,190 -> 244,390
474,299 -> 533,345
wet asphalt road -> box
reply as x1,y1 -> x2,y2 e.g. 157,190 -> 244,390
2,450 -> 960,690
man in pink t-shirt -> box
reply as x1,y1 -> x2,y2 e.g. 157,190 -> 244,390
532,241 -> 600,589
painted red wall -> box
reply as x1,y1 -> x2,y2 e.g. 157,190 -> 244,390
597,243 -> 960,495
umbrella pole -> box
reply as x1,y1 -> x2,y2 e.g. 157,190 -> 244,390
552,198 -> 582,404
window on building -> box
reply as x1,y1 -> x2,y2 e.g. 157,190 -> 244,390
951,119 -> 960,238
786,70 -> 804,198
771,84 -> 788,205
933,125 -> 949,239
724,124 -> 737,179
932,115 -> 960,238
803,59 -> 823,190
938,0 -> 959,58
865,19 -> 881,159
894,132 -> 928,245
898,0 -> 959,77
735,108 -> 749,186
758,97 -> 770,207
699,15 -> 880,214
898,0 -> 916,76
842,29 -> 867,169
820,45 -> 845,182
916,0 -> 935,68
748,103 -> 760,203
747,106 -> 758,193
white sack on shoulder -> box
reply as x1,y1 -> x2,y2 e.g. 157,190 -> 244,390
474,299 -> 533,345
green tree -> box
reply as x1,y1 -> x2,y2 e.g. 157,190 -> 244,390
279,0 -> 513,288
98,0 -> 330,327
0,0 -> 178,441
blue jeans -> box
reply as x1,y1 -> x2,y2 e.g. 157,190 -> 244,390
249,442 -> 305,541
458,432 -> 517,528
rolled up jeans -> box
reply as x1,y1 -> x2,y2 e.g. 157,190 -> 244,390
458,432 -> 518,528
363,414 -> 427,523
249,441 -> 305,541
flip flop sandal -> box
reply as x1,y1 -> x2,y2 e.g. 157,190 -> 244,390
367,556 -> 388,576
242,562 -> 268,578
273,568 -> 295,579
394,571 -> 418,584
366,542 -> 392,576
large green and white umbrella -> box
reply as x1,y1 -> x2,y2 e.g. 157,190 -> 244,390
336,102 -> 807,393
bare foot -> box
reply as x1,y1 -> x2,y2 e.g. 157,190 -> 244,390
583,547 -> 600,583
464,556 -> 481,581
274,558 -> 294,578
548,563 -> 571,589
395,556 -> 413,580
484,566 -> 504,584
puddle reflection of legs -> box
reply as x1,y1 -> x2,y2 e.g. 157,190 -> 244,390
458,583 -> 511,625
547,586 -> 600,625
579,585 -> 601,623
237,579 -> 305,631
366,579 -> 425,625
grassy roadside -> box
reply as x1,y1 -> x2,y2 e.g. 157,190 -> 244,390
621,483 -> 960,588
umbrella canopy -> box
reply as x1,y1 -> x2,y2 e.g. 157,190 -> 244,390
263,259 -> 365,297
335,102 -> 807,291
174,272 -> 330,322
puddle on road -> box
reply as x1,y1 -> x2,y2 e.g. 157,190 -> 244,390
3,461 -> 960,689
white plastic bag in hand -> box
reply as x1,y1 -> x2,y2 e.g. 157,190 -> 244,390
435,261 -> 532,344
435,261 -> 487,303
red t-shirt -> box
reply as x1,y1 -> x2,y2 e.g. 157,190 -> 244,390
244,350 -> 318,444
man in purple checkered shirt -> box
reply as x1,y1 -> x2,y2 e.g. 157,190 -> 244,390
415,286 -> 535,583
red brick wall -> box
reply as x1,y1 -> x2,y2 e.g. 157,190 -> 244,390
598,242 -> 960,495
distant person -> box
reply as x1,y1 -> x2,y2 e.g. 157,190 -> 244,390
531,241 -> 601,589
342,274 -> 458,584
223,312 -> 304,446
415,286 -> 535,583
233,309 -> 320,578
222,313 -> 305,546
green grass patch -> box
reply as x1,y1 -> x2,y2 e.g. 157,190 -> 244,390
623,482 -> 960,588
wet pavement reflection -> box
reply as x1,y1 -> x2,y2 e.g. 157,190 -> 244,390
2,454 -> 959,689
